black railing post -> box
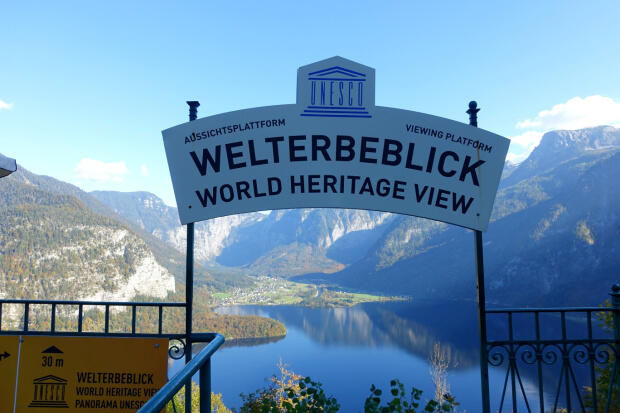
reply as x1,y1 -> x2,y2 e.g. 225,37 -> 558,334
468,101 -> 491,413
611,284 -> 620,344
23,303 -> 29,332
132,305 -> 137,334
104,305 -> 110,334
51,303 -> 56,333
607,284 -> 620,412
78,304 -> 83,332
158,305 -> 163,335
199,361 -> 211,413
185,100 -> 200,413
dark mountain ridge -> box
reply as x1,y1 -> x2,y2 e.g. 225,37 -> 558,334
311,126 -> 620,306
501,125 -> 620,187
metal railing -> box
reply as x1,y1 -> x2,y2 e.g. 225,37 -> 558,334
0,298 -> 225,412
138,333 -> 225,413
0,298 -> 186,337
485,285 -> 620,413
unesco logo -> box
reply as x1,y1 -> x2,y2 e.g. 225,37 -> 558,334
298,57 -> 375,119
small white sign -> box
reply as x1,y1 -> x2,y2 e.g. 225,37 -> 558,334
297,57 -> 375,118
162,57 -> 509,231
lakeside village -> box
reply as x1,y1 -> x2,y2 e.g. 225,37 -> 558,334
212,276 -> 401,307
214,276 -> 291,305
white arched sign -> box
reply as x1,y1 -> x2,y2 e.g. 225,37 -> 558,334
162,57 -> 509,231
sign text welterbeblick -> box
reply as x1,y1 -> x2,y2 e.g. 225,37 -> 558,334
1,336 -> 168,412
162,57 -> 510,231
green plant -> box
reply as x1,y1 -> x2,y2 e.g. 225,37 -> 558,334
238,361 -> 458,413
259,377 -> 340,413
238,361 -> 339,413
166,382 -> 231,413
239,373 -> 458,412
363,379 -> 458,413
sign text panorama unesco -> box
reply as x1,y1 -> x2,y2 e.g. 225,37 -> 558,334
0,336 -> 167,412
163,57 -> 509,231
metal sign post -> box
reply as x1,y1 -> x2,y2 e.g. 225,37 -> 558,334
185,100 -> 199,413
162,59 -> 510,413
468,101 -> 491,413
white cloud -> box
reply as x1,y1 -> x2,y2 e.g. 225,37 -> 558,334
507,131 -> 544,163
75,158 -> 128,182
516,95 -> 620,131
140,165 -> 149,176
0,100 -> 14,111
506,150 -> 531,165
507,95 -> 620,164
509,130 -> 545,148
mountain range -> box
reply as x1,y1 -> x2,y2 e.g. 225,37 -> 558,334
92,126 -> 620,306
1,125 -> 618,307
310,126 -> 620,305
0,165 -> 253,302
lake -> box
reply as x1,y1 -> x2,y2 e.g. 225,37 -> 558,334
170,300 -> 595,412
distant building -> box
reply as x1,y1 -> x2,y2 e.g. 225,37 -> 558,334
0,153 -> 17,178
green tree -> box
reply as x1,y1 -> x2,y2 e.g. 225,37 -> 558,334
166,383 -> 231,413
241,377 -> 340,413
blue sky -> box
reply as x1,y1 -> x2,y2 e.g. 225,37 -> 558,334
1,1 -> 619,206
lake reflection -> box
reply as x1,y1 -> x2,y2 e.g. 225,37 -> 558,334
172,301 -> 540,412
216,300 -> 481,368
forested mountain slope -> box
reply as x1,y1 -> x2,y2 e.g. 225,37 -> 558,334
0,168 -> 174,300
315,126 -> 620,306
0,166 -> 253,300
